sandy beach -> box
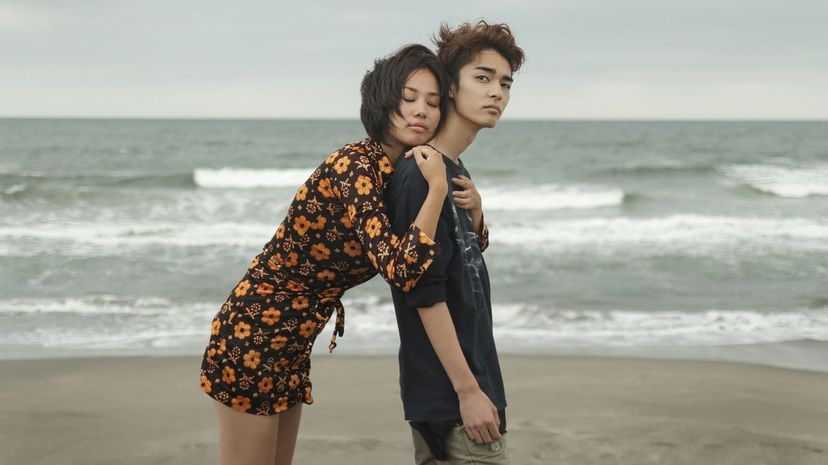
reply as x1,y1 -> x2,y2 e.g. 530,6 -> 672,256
1,355 -> 827,465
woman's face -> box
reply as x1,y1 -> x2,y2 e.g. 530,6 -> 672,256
386,68 -> 441,152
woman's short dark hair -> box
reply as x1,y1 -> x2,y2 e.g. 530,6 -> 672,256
360,44 -> 449,145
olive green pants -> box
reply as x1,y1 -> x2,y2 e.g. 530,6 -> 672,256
411,425 -> 510,465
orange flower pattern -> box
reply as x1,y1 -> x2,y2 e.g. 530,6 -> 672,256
200,139 -> 441,416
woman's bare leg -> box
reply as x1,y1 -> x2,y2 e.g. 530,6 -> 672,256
214,399 -> 280,465
273,404 -> 303,465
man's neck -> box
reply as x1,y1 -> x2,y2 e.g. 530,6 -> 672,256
428,106 -> 482,165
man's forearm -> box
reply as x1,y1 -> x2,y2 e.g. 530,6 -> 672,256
416,301 -> 479,394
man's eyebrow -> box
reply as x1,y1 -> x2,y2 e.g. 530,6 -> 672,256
474,66 -> 513,82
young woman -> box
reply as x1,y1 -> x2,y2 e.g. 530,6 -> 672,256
199,44 -> 450,465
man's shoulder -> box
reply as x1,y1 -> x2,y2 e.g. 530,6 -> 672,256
393,155 -> 422,176
390,156 -> 428,192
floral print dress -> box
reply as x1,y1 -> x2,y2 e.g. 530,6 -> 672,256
200,138 -> 440,415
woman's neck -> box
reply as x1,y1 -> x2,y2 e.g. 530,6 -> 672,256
380,141 -> 402,164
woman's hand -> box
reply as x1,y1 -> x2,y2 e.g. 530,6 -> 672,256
407,145 -> 447,191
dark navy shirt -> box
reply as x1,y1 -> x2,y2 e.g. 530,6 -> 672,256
385,154 -> 507,426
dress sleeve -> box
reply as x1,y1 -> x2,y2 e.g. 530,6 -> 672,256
390,179 -> 455,308
478,217 -> 489,252
332,148 -> 441,290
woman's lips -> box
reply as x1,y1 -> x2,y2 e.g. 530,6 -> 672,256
409,123 -> 428,133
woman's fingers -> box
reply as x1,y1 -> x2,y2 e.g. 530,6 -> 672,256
407,147 -> 425,160
408,144 -> 439,160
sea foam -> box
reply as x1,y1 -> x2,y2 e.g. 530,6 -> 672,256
3,215 -> 827,257
2,296 -> 826,356
480,184 -> 624,210
194,167 -> 316,188
491,215 -> 828,253
720,164 -> 828,198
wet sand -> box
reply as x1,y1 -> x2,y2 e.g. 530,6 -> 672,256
1,355 -> 827,464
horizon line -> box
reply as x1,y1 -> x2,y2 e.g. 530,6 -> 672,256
1,116 -> 827,123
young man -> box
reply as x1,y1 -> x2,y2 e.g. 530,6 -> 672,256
385,21 -> 525,464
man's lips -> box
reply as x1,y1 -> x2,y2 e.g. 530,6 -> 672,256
409,123 -> 428,133
484,105 -> 501,115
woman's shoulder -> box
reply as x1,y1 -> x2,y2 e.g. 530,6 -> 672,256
322,138 -> 393,178
328,138 -> 382,161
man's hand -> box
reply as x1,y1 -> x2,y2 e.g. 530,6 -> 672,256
458,386 -> 501,444
450,175 -> 481,213
451,175 -> 484,236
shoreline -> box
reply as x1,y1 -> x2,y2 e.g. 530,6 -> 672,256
2,354 -> 827,464
3,338 -> 827,373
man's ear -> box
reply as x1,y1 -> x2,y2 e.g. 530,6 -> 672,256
449,83 -> 457,99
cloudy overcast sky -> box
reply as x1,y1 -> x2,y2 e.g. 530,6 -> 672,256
2,0 -> 826,119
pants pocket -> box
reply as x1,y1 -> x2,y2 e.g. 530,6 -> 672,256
449,425 -> 509,464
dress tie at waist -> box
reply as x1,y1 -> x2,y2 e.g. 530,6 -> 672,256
319,297 -> 345,353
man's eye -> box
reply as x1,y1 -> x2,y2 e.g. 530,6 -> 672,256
501,83 -> 511,89
476,76 -> 489,82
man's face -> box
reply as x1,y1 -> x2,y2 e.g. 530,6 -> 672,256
451,49 -> 513,128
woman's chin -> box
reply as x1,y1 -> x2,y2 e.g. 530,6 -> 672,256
400,134 -> 432,147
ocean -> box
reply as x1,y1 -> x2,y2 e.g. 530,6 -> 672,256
1,119 -> 826,370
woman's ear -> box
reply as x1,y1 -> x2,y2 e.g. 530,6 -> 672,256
449,83 -> 457,99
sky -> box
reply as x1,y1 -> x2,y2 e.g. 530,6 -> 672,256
2,0 -> 827,119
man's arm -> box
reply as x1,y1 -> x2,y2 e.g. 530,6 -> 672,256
451,175 -> 489,251
389,160 -> 500,444
417,301 -> 501,444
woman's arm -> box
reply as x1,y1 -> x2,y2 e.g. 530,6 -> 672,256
408,146 -> 489,252
408,150 -> 447,239
331,145 -> 446,290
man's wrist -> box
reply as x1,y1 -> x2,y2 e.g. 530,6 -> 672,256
455,381 -> 480,396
